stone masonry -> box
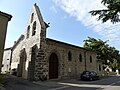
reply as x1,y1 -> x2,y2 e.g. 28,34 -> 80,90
11,4 -> 100,81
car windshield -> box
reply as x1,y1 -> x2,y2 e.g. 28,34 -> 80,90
83,71 -> 90,75
90,71 -> 97,75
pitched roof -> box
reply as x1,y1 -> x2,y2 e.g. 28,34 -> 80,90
33,3 -> 49,28
46,38 -> 96,53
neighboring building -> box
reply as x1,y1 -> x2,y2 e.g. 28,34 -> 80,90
0,11 -> 12,72
97,59 -> 104,76
11,4 -> 98,80
1,48 -> 12,73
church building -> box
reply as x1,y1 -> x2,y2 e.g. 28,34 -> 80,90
11,4 -> 99,80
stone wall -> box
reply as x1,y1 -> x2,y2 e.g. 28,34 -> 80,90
46,38 -> 97,79
11,4 -> 43,79
97,60 -> 104,76
11,33 -> 40,79
11,4 -> 49,80
10,4 -> 99,80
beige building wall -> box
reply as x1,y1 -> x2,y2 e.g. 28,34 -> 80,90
97,60 -> 104,76
1,48 -> 12,73
0,11 -> 12,72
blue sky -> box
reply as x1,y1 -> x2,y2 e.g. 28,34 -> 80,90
0,0 -> 120,50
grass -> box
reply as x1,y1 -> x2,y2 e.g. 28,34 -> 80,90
0,74 -> 7,84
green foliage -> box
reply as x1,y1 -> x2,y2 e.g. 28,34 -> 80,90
90,0 -> 120,23
110,59 -> 118,71
83,37 -> 120,70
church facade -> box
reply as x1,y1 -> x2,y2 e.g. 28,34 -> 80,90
11,4 -> 100,80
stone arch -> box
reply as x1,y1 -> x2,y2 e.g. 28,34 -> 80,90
28,44 -> 38,80
68,51 -> 72,61
32,21 -> 36,36
49,53 -> 58,79
79,54 -> 82,62
90,55 -> 92,63
47,50 -> 61,62
47,50 -> 61,79
31,13 -> 34,23
26,25 -> 30,38
18,48 -> 27,77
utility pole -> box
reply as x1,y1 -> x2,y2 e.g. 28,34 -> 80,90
84,51 -> 87,71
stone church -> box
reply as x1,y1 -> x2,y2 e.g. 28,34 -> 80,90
11,4 -> 100,80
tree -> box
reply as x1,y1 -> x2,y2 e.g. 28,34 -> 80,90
90,0 -> 120,23
83,37 -> 120,70
83,37 -> 109,63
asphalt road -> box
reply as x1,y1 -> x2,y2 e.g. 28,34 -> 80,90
3,75 -> 120,90
56,76 -> 120,90
3,75 -> 52,90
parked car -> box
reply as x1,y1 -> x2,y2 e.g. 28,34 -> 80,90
80,71 -> 99,81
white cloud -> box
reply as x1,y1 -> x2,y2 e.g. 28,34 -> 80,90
53,0 -> 120,49
50,6 -> 58,13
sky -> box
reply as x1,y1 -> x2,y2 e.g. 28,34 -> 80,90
0,0 -> 120,50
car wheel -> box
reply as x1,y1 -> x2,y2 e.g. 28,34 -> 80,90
90,78 -> 93,81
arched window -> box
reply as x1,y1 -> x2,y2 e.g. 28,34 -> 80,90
79,54 -> 82,62
31,13 -> 34,23
99,64 -> 101,71
90,55 -> 92,63
32,21 -> 36,36
68,51 -> 72,61
26,25 -> 30,38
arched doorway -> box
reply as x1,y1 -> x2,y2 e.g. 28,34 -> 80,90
28,45 -> 37,80
49,53 -> 58,79
18,48 -> 27,77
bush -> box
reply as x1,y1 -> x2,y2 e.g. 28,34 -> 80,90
0,74 -> 6,84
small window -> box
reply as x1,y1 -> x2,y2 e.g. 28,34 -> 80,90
99,64 -> 101,71
90,55 -> 92,63
26,25 -> 30,38
79,54 -> 82,62
32,21 -> 36,36
31,13 -> 34,23
103,66 -> 105,70
68,51 -> 72,61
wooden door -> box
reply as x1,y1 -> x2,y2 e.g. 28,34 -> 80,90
49,53 -> 58,79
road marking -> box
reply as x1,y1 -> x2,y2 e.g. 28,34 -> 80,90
110,83 -> 116,85
33,79 -> 120,90
47,86 -> 70,90
103,81 -> 120,89
59,82 -> 103,88
59,82 -> 120,90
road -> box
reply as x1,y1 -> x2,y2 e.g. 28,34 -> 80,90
3,75 -> 120,90
3,75 -> 53,90
56,76 -> 120,90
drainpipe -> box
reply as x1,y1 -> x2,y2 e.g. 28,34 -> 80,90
84,51 -> 87,71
